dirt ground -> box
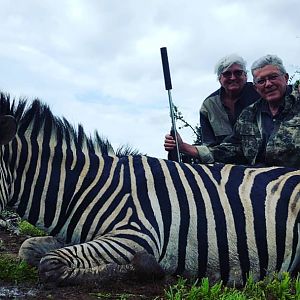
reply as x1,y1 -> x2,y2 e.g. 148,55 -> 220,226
0,229 -> 177,299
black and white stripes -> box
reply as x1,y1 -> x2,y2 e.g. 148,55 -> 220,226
0,93 -> 300,285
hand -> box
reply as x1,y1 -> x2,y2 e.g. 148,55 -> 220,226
164,133 -> 199,157
164,133 -> 183,152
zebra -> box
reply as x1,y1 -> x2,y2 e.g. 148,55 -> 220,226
0,92 -> 300,287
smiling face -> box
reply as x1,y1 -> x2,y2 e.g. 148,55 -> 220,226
253,65 -> 289,104
219,63 -> 247,95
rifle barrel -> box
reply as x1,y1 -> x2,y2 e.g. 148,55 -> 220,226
160,47 -> 181,162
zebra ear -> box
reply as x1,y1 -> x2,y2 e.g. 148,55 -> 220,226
0,115 -> 17,145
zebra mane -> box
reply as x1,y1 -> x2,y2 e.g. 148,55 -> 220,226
0,92 -> 116,156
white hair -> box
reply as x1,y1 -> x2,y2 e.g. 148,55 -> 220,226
214,54 -> 247,78
251,54 -> 287,76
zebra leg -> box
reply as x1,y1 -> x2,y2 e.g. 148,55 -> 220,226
38,244 -> 164,285
18,236 -> 65,267
287,224 -> 300,277
131,251 -> 165,280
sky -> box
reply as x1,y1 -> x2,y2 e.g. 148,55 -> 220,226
0,0 -> 300,159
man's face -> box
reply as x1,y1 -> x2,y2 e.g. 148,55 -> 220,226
253,65 -> 288,103
219,63 -> 247,94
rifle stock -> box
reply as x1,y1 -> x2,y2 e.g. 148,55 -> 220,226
168,129 -> 181,162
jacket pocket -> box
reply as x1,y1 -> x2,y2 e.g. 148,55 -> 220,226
276,121 -> 300,147
239,122 -> 258,136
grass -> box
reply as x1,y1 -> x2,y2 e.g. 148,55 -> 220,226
164,273 -> 300,300
19,220 -> 47,236
91,278 -> 300,300
0,254 -> 38,283
0,211 -> 44,285
1,239 -> 300,299
2,212 -> 300,299
0,209 -> 46,237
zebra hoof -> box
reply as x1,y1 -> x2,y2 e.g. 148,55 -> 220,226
39,253 -> 70,285
131,252 -> 165,280
19,236 -> 64,267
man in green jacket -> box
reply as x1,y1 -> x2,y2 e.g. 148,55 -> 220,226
200,54 -> 260,146
164,54 -> 300,168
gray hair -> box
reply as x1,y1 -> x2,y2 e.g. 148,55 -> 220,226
251,54 -> 287,76
214,54 -> 247,78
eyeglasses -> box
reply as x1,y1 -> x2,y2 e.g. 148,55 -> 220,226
221,70 -> 245,78
254,74 -> 283,86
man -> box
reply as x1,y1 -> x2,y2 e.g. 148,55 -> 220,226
200,54 -> 260,146
165,55 -> 300,168
165,54 -> 260,163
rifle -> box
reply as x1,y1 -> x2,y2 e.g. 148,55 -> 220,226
160,47 -> 181,162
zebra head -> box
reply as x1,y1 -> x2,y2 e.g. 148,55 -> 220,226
0,114 -> 17,211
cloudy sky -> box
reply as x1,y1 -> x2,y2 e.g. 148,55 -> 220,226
1,0 -> 299,159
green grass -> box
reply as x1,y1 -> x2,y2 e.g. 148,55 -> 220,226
1,241 -> 300,299
0,254 -> 38,283
2,213 -> 300,299
164,273 -> 300,300
19,220 -> 47,236
0,217 -> 44,284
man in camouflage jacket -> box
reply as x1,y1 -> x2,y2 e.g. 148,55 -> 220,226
197,91 -> 300,167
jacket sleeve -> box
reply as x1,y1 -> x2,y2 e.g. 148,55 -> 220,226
211,129 -> 248,164
196,119 -> 248,164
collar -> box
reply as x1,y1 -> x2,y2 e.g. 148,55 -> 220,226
259,93 -> 296,115
219,86 -> 243,106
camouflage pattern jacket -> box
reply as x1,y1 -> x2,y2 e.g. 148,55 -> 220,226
196,92 -> 300,168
